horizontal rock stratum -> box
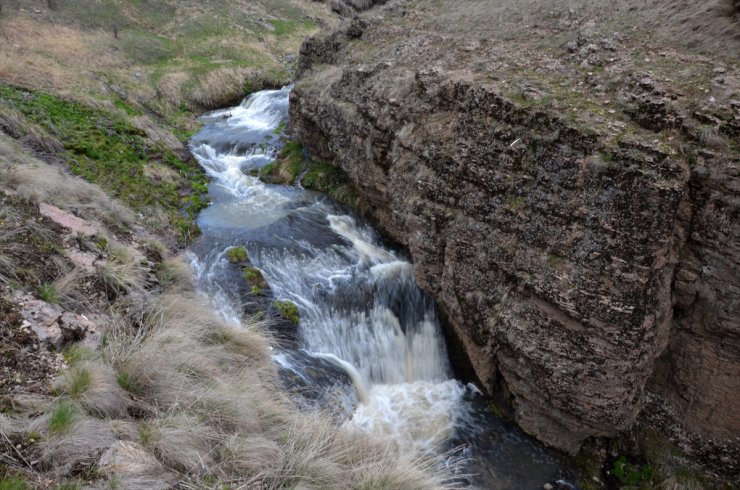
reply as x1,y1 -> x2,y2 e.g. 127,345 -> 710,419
290,0 -> 739,454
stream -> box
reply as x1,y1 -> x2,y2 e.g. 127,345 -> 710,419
188,87 -> 575,489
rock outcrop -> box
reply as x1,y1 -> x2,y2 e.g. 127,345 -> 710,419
289,1 -> 739,456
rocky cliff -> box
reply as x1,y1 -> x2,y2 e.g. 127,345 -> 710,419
289,0 -> 740,460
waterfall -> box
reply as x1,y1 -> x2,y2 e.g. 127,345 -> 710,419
187,87 -> 572,489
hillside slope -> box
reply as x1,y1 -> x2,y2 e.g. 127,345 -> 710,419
0,1 -> 458,488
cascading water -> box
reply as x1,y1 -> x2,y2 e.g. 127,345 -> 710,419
188,87 -> 575,489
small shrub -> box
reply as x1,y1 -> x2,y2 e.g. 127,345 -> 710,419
226,246 -> 248,264
274,300 -> 299,325
48,402 -> 78,435
39,283 -> 59,303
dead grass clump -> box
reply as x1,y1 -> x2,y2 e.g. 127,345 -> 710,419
99,441 -> 177,490
40,417 -> 117,474
219,434 -> 281,475
143,163 -> 184,185
155,71 -> 189,108
51,268 -> 90,312
189,67 -> 282,111
0,106 -> 64,156
34,269 -> 456,489
148,413 -> 217,474
59,361 -> 129,418
98,243 -> 148,300
210,324 -> 272,367
0,135 -> 135,229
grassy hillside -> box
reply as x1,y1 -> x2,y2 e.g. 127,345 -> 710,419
0,3 -> 459,488
0,0 -> 337,245
0,0 -> 336,119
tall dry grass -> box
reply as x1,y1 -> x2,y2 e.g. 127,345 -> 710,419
0,134 -> 135,230
33,263 -> 458,488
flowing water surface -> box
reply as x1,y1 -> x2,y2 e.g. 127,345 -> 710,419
188,87 -> 574,489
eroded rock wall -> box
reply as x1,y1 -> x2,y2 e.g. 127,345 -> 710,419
290,14 -> 739,454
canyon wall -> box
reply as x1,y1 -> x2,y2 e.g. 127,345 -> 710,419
289,4 -> 739,455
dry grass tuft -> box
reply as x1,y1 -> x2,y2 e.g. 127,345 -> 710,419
51,268 -> 90,312
98,243 -> 148,300
0,106 -> 65,156
100,441 -> 177,490
0,135 -> 135,229
91,287 -> 456,488
148,414 -> 217,474
40,417 -> 118,474
60,361 -> 129,418
189,67 -> 262,111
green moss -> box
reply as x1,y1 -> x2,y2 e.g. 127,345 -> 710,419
48,401 -> 78,435
243,267 -> 267,288
0,476 -> 27,490
112,96 -> 143,117
260,141 -> 359,208
274,299 -> 300,325
226,246 -> 248,264
273,121 -> 287,135
612,456 -> 655,487
568,440 -> 606,490
0,83 -> 207,243
250,285 -> 263,295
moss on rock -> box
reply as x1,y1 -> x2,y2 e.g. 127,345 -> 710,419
226,246 -> 248,264
274,299 -> 299,325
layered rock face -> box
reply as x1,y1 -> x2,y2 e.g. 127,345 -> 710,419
290,3 -> 739,453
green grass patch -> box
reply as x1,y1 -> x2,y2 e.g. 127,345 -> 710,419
48,401 -> 78,435
138,423 -> 154,446
62,345 -> 98,366
0,476 -> 27,490
0,83 -> 207,243
38,283 -> 59,304
274,299 -> 299,325
64,366 -> 92,398
226,246 -> 248,264
117,370 -> 142,395
269,19 -> 313,36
